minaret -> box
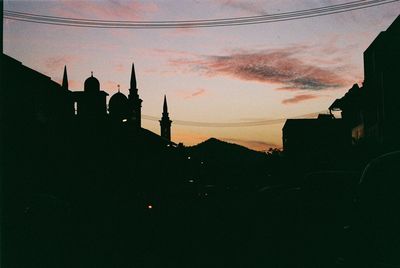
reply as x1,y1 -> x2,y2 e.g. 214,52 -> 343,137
130,63 -> 137,94
128,62 -> 143,128
160,95 -> 172,141
62,65 -> 68,90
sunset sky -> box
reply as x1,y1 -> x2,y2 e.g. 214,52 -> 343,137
3,0 -> 399,151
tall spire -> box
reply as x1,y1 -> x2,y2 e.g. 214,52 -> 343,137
62,65 -> 68,90
163,95 -> 168,114
130,63 -> 137,90
160,94 -> 172,141
127,62 -> 142,128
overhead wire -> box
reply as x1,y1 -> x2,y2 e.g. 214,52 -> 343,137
141,111 -> 326,127
3,0 -> 398,29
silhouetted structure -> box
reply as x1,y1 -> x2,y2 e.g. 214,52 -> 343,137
329,83 -> 364,144
282,114 -> 351,168
160,95 -> 172,141
363,15 -> 400,148
1,54 -> 74,124
330,15 -> 400,151
1,53 -> 185,267
109,85 -> 129,121
68,63 -> 146,128
71,72 -> 109,118
127,63 -> 143,128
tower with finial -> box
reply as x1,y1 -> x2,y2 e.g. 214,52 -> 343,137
160,95 -> 172,141
62,65 -> 68,90
127,62 -> 143,128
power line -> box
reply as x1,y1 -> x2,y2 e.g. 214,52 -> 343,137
2,0 -> 383,23
141,111 -> 325,127
4,0 -> 395,28
4,0 -> 398,29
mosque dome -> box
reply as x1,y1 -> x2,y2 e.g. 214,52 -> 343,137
84,72 -> 100,93
109,91 -> 128,118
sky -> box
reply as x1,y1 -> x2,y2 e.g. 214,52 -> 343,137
3,0 -> 400,151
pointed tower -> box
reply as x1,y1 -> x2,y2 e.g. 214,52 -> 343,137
128,63 -> 143,128
61,65 -> 76,116
160,95 -> 172,141
62,65 -> 68,90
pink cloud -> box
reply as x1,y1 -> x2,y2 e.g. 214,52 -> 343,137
163,27 -> 200,37
191,88 -> 206,97
102,81 -> 119,91
172,88 -> 208,100
44,55 -> 78,71
184,88 -> 206,99
216,0 -> 267,15
150,48 -> 195,58
114,64 -> 127,73
169,46 -> 350,91
53,1 -> 158,20
282,94 -> 319,104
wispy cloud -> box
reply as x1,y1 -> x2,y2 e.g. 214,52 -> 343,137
53,0 -> 158,20
172,88 -> 208,100
217,0 -> 267,15
44,55 -> 78,71
282,94 -> 319,104
184,88 -> 206,99
103,80 -> 119,91
114,63 -> 127,73
169,46 -> 349,91
151,48 -> 195,58
163,27 -> 200,37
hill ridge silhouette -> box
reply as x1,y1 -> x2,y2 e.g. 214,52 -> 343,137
192,137 -> 263,153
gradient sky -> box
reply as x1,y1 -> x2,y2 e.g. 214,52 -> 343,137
3,0 -> 399,151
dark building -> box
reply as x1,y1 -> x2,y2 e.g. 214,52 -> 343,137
1,52 -> 186,267
362,15 -> 400,148
282,114 -> 351,168
68,62 -> 146,129
329,83 -> 364,144
71,72 -> 109,118
1,54 -> 74,125
329,15 -> 400,151
0,53 -> 182,200
108,85 -> 129,121
160,95 -> 172,141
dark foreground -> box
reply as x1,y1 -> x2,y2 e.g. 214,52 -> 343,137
3,151 -> 400,268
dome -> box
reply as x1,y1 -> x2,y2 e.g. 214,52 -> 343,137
109,92 -> 128,118
84,73 -> 100,93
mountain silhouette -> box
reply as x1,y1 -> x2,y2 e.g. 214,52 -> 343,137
184,138 -> 271,188
189,137 -> 266,162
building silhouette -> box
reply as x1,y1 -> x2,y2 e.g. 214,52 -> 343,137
329,15 -> 400,151
67,63 -> 149,129
0,52 -> 182,206
127,63 -> 143,128
284,15 -> 400,166
282,114 -> 351,168
329,83 -> 364,144
71,71 -> 109,118
363,15 -> 400,147
108,85 -> 129,121
160,95 -> 172,141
